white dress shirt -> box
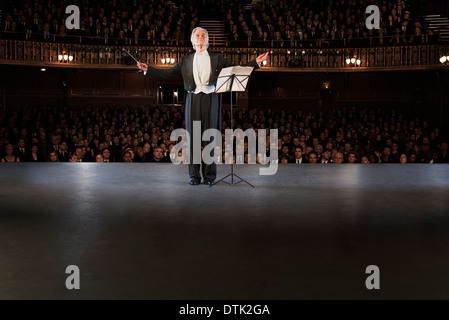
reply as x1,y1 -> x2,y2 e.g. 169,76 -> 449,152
193,50 -> 214,94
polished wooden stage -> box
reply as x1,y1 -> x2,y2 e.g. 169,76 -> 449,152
0,163 -> 448,299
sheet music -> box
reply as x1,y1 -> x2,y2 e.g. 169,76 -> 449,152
216,66 -> 254,93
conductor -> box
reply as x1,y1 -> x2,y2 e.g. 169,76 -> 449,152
138,27 -> 268,185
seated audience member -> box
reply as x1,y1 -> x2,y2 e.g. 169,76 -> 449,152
14,138 -> 27,161
48,151 -> 60,162
2,144 -> 20,162
290,146 -> 308,163
308,152 -> 319,163
399,153 -> 408,164
58,141 -> 70,162
321,149 -> 332,163
280,155 -> 290,164
150,146 -> 169,162
122,151 -> 133,163
95,154 -> 104,162
333,152 -> 344,164
68,153 -> 78,162
102,148 -> 112,162
25,144 -> 45,162
360,155 -> 370,163
347,151 -> 358,164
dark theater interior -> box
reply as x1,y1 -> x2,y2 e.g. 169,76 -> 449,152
0,0 -> 449,302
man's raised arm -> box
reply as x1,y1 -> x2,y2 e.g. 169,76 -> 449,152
137,59 -> 182,79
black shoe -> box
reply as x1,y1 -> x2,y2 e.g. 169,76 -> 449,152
204,179 -> 214,186
189,179 -> 200,185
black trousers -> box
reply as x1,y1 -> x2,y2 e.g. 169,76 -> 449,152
185,92 -> 219,181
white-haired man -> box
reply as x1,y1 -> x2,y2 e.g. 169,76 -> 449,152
138,27 -> 268,185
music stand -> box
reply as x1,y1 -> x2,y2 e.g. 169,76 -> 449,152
210,66 -> 255,188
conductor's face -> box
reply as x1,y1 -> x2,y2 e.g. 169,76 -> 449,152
193,30 -> 208,51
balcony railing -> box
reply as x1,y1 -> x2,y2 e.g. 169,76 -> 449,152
0,38 -> 448,71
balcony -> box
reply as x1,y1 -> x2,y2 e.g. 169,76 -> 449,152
0,37 -> 448,72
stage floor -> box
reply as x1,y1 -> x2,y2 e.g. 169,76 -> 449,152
0,163 -> 448,299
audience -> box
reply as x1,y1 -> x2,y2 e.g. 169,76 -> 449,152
0,0 -> 438,47
0,0 -> 193,45
0,103 -> 447,164
224,0 -> 436,47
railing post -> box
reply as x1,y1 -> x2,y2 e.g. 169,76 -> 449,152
418,46 -> 421,65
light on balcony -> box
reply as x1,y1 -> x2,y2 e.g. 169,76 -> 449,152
351,58 -> 356,64
58,54 -> 63,61
170,58 -> 175,64
356,59 -> 361,65
440,56 -> 448,64
262,60 -> 267,66
63,54 -> 68,61
346,58 -> 351,64
68,55 -> 73,62
161,58 -> 166,64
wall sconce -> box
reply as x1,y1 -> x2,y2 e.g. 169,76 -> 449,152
440,55 -> 449,65
346,57 -> 361,66
161,57 -> 176,64
58,51 -> 73,63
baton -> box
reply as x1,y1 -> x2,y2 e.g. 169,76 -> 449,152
122,48 -> 140,64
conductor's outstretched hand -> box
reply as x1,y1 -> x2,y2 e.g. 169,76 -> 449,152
256,52 -> 269,65
137,62 -> 148,72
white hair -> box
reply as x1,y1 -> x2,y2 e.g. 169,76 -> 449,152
191,27 -> 209,50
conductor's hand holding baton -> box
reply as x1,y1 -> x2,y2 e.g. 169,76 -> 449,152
137,61 -> 148,72
256,52 -> 269,65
